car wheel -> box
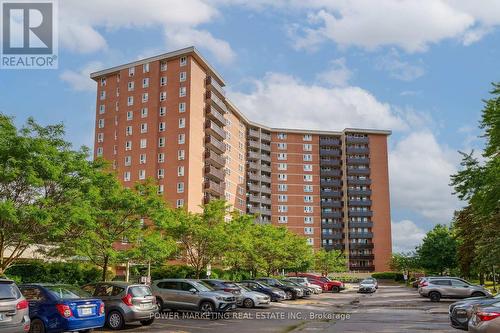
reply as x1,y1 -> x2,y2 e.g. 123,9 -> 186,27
243,298 -> 255,308
199,301 -> 215,313
331,286 -> 340,293
156,297 -> 164,311
30,319 -> 45,333
107,311 -> 125,330
140,318 -> 155,326
429,291 -> 441,302
285,291 -> 293,299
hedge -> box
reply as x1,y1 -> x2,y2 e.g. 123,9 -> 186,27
371,272 -> 405,281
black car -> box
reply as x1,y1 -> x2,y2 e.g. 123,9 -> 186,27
281,279 -> 313,297
255,278 -> 304,300
201,279 -> 241,296
239,280 -> 286,301
449,294 -> 500,330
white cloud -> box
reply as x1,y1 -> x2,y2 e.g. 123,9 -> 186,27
229,72 -> 406,131
392,220 -> 426,253
389,131 -> 461,223
375,49 -> 425,81
315,58 -> 352,87
60,62 -> 103,91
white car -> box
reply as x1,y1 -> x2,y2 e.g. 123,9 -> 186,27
286,277 -> 322,294
235,283 -> 271,308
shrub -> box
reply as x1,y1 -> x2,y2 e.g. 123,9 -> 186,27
371,272 -> 404,281
5,262 -> 105,285
150,265 -> 196,279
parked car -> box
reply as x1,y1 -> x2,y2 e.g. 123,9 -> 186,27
468,302 -> 500,332
255,278 -> 303,300
238,280 -> 285,302
19,284 -> 105,333
365,278 -> 378,289
234,284 -> 270,308
358,279 -> 377,293
449,294 -> 500,330
290,273 -> 345,292
286,277 -> 322,294
280,279 -> 313,297
0,279 -> 30,333
418,277 -> 492,302
81,282 -> 157,330
200,280 -> 241,297
152,279 -> 236,313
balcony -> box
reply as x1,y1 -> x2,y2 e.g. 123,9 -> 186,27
347,158 -> 370,165
346,147 -> 369,154
322,233 -> 344,240
205,106 -> 225,127
349,265 -> 375,272
348,199 -> 372,207
320,159 -> 340,166
248,162 -> 259,171
205,151 -> 225,168
349,254 -> 375,260
249,206 -> 272,216
261,143 -> 271,151
347,189 -> 372,196
248,140 -> 260,149
320,169 -> 341,177
206,76 -> 225,98
323,243 -> 344,251
322,211 -> 342,219
248,184 -> 271,194
321,201 -> 342,208
261,132 -> 271,142
248,195 -> 261,204
320,179 -> 341,187
320,190 -> 342,198
261,175 -> 271,184
205,135 -> 226,154
261,154 -> 271,162
347,168 -> 370,176
346,136 -> 369,144
320,149 -> 341,157
349,243 -> 374,250
261,164 -> 271,173
348,210 -> 373,217
205,120 -> 226,141
249,128 -> 260,138
348,178 -> 371,186
322,221 -> 343,229
206,91 -> 227,113
248,151 -> 260,160
261,197 -> 271,205
320,138 -> 341,146
204,180 -> 224,196
248,173 -> 262,182
349,232 -> 373,239
205,165 -> 224,181
260,186 -> 271,194
349,221 -> 373,228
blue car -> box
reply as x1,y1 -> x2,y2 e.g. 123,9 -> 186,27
19,284 -> 105,333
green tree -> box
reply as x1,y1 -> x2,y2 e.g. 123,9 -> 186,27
314,249 -> 347,276
416,224 -> 457,275
0,115 -> 90,275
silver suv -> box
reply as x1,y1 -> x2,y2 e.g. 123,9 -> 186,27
419,277 -> 491,302
152,279 -> 236,313
82,282 -> 158,330
0,279 -> 30,333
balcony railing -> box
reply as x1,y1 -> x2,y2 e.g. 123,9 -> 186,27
348,221 -> 373,228
323,243 -> 344,250
346,158 -> 370,165
261,154 -> 271,162
346,136 -> 369,144
322,211 -> 342,218
206,91 -> 227,113
205,135 -> 226,154
320,149 -> 341,157
248,140 -> 260,149
346,147 -> 369,154
349,265 -> 375,272
322,233 -> 344,240
347,189 -> 372,196
205,106 -> 225,126
322,222 -> 343,229
261,143 -> 271,151
348,210 -> 373,217
320,159 -> 341,166
348,178 -> 371,186
348,199 -> 372,207
349,254 -> 375,260
320,169 -> 341,177
321,201 -> 342,208
349,232 -> 373,239
205,120 -> 226,140
204,165 -> 224,181
249,129 -> 260,138
261,175 -> 271,184
248,162 -> 259,171
205,151 -> 225,168
320,179 -> 341,187
320,138 -> 341,146
261,132 -> 271,141
349,243 -> 374,249
248,173 -> 262,182
347,168 -> 370,176
248,184 -> 271,194
261,164 -> 271,173
204,180 -> 224,196
320,190 -> 342,197
206,76 -> 225,98
248,151 -> 260,160
249,206 -> 272,216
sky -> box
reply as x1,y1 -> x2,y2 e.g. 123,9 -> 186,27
1,0 -> 499,253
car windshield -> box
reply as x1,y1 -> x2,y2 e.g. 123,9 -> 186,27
192,281 -> 214,292
223,282 -> 238,288
258,281 -> 272,288
129,285 -> 152,297
236,284 -> 251,292
45,285 -> 91,299
361,280 -> 374,285
320,277 -> 331,282
282,280 -> 299,286
0,282 -> 20,300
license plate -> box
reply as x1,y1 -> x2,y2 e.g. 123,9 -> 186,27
80,308 -> 93,316
141,302 -> 151,309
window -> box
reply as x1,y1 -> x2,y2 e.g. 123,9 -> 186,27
303,134 -> 312,141
277,133 -> 287,140
115,101 -> 119,111
176,199 -> 184,208
138,170 -> 146,180
178,118 -> 185,128
99,105 -> 105,114
138,154 -> 145,164
160,77 -> 167,86
158,153 -> 165,163
127,96 -> 134,106
125,141 -> 132,151
304,227 -> 314,235
303,144 -> 312,151
178,150 -> 185,160
306,238 -> 314,245
159,107 -> 166,116
158,185 -> 164,194
304,206 -> 313,213
99,91 -> 106,100
141,108 -> 148,118
278,163 -> 287,171
278,174 -> 287,181
100,77 -> 106,86
160,61 -> 167,71
303,164 -> 313,172
96,147 -> 103,157
179,87 -> 187,97
278,184 -> 288,192
124,171 -> 130,181
142,78 -> 149,88
179,72 -> 187,82
179,102 -> 186,113
97,119 -> 104,129
128,81 -> 134,91
304,174 -> 313,182
140,138 -> 147,148
304,185 -> 313,192
277,142 -> 287,150
158,137 -> 165,147
180,56 -> 187,66
278,216 -> 288,223
304,216 -> 314,224
124,156 -> 131,166
128,67 -> 135,77
277,153 -> 287,160
142,93 -> 148,103
126,111 -> 133,120
157,169 -> 164,179
177,182 -> 184,193
126,126 -> 132,136
178,133 -> 185,144
278,205 -> 288,212
278,194 -> 288,202
97,133 -> 104,143
177,166 -> 184,176
303,154 -> 312,161
159,122 -> 165,132
140,123 -> 147,133
304,195 -> 313,203
160,91 -> 166,101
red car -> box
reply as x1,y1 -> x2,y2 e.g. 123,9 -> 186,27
289,273 -> 345,293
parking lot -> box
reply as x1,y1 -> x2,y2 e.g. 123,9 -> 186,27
98,282 -> 456,333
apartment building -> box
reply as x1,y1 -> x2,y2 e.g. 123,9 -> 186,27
91,47 -> 392,272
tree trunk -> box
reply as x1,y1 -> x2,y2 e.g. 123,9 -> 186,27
479,271 -> 485,285
102,256 -> 109,281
